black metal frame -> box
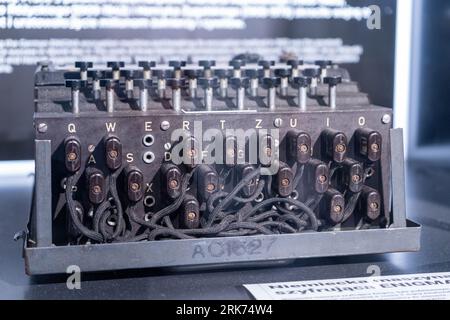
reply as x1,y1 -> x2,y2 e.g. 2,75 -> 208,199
23,129 -> 421,275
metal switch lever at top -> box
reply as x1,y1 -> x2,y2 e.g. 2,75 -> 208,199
75,61 -> 93,81
292,76 -> 312,110
230,77 -> 250,110
315,60 -> 333,80
262,77 -> 281,110
167,78 -> 186,112
258,60 -> 275,78
99,79 -> 116,113
199,78 -> 218,111
134,79 -> 152,111
138,61 -> 156,80
87,70 -> 103,101
324,76 -> 342,109
120,69 -> 136,99
245,68 -> 261,98
214,68 -> 232,99
169,61 -> 186,79
199,60 -> 216,79
229,60 -> 246,78
274,68 -> 292,97
153,69 -> 172,99
303,68 -> 321,96
287,60 -> 304,78
183,69 -> 202,99
65,79 -> 87,114
107,61 -> 125,80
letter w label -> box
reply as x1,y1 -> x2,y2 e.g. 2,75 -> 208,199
106,122 -> 117,132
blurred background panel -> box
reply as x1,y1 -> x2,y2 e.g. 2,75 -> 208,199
408,0 -> 450,163
0,0 -> 396,160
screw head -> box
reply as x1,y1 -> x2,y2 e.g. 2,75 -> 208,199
352,174 -> 362,183
382,114 -> 392,124
207,183 -> 216,192
169,179 -> 179,189
164,143 -> 172,151
334,205 -> 343,213
335,143 -> 346,153
370,202 -> 379,210
130,183 -> 140,191
318,175 -> 328,183
67,152 -> 77,161
92,185 -> 102,194
371,143 -> 380,152
274,118 -> 283,128
161,121 -> 170,131
187,212 -> 197,221
281,178 -> 290,187
299,144 -> 309,153
88,144 -> 96,153
37,123 -> 48,133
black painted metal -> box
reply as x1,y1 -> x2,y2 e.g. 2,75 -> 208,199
24,62 -> 420,275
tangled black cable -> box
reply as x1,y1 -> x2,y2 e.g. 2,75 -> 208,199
66,160 -> 362,243
65,171 -> 103,242
205,168 -> 262,227
135,165 -> 320,240
89,170 -> 127,242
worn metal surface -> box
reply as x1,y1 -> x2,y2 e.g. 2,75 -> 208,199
24,222 -> 420,275
5,160 -> 447,299
391,129 -> 407,228
24,129 -> 420,275
24,63 -> 420,275
33,107 -> 394,232
32,140 -> 52,247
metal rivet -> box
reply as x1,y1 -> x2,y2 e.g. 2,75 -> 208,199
130,183 -> 140,191
382,114 -> 392,124
161,121 -> 170,131
299,144 -> 309,153
274,118 -> 283,128
67,152 -> 77,161
371,143 -> 380,152
37,123 -> 48,133
169,179 -> 179,189
92,185 -> 102,194
88,144 -> 96,153
335,144 -> 346,153
187,212 -> 196,221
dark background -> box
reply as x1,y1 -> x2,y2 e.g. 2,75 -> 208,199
414,0 -> 450,147
0,0 -> 397,160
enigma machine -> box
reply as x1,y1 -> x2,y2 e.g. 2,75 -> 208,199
23,58 -> 421,275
